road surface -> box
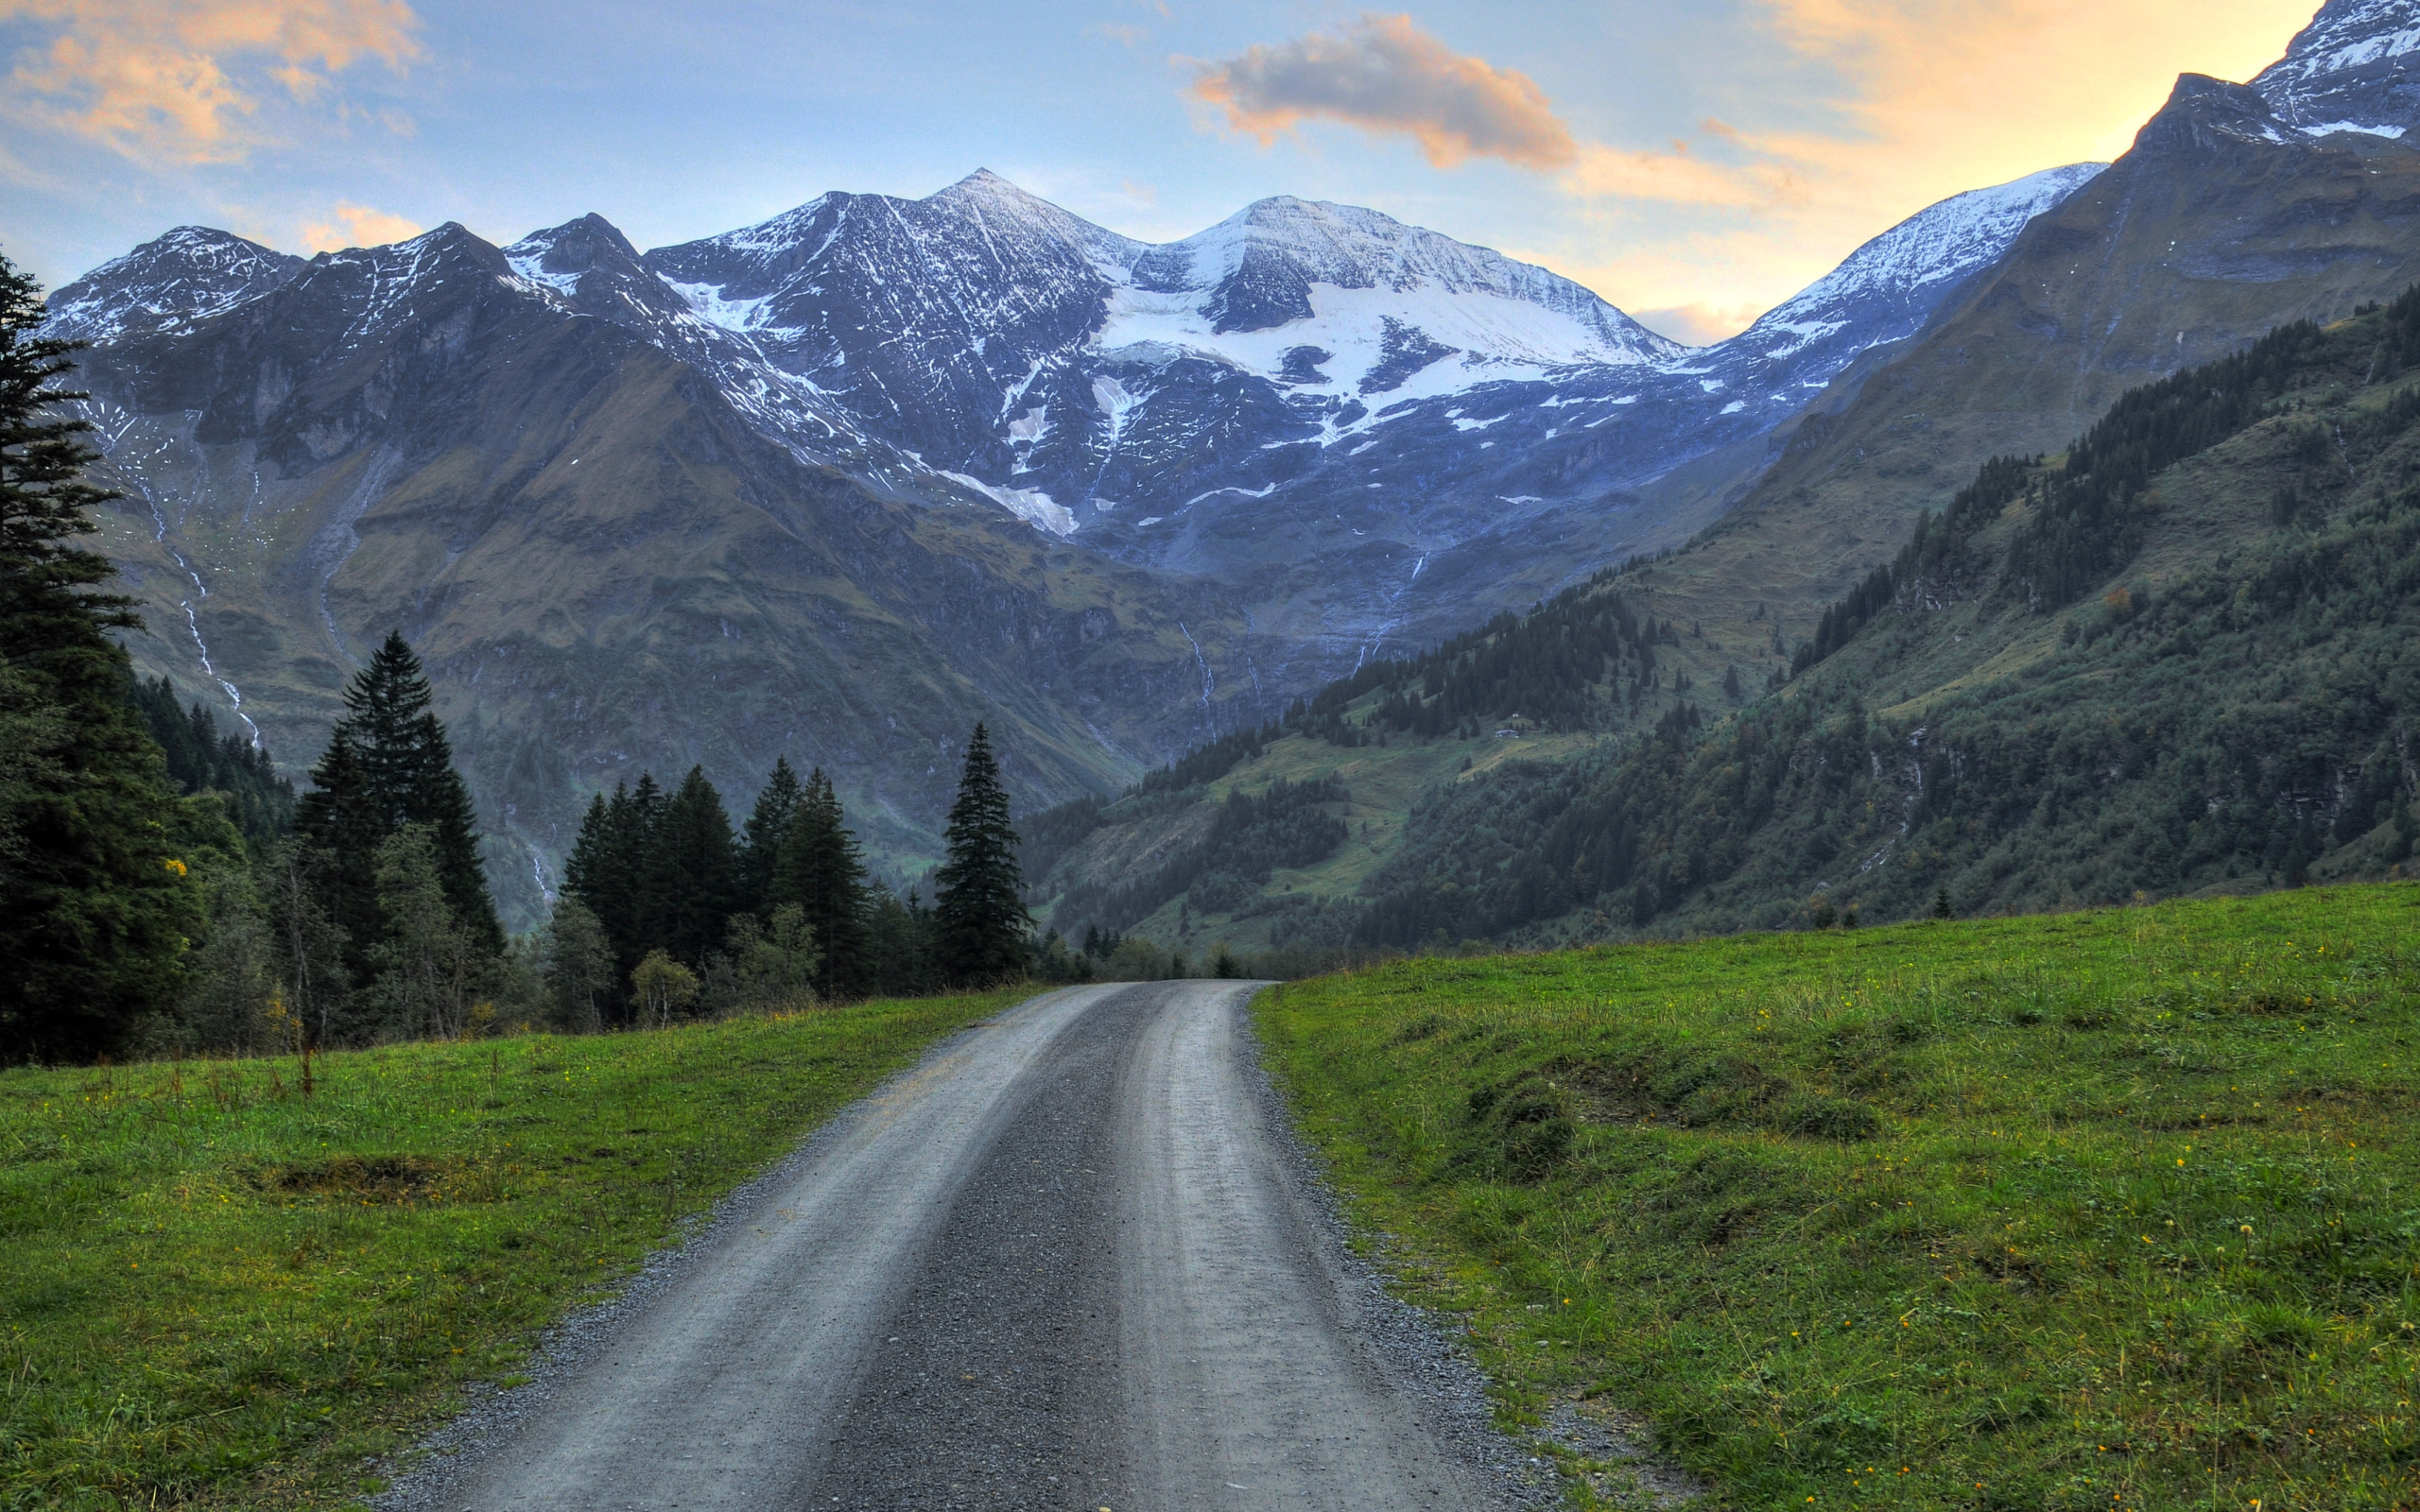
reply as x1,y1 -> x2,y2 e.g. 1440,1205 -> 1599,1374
396,980 -> 1517,1511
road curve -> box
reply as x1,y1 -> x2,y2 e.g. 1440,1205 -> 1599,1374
398,981 -> 1513,1511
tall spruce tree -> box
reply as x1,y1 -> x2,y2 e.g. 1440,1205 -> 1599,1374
0,250 -> 203,1062
735,756 -> 803,917
295,632 -> 503,998
646,766 -> 736,968
932,724 -> 1030,985
770,768 -> 873,997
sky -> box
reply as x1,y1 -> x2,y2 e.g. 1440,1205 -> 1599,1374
0,0 -> 2325,344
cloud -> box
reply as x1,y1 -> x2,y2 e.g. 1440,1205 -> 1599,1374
300,199 -> 419,251
1,0 -> 422,163
1187,12 -> 1578,171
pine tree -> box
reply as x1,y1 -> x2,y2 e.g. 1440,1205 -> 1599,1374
932,723 -> 1031,985
646,766 -> 736,968
736,756 -> 803,917
563,780 -> 657,1018
295,632 -> 502,999
771,769 -> 873,997
0,250 -> 204,1062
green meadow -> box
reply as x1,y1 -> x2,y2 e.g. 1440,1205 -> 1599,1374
0,989 -> 1024,1510
1256,885 -> 2420,1511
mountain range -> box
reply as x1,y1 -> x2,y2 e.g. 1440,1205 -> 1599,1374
43,0 -> 2420,926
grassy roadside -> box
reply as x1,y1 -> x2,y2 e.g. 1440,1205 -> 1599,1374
1254,885 -> 2420,1511
0,988 -> 1029,1510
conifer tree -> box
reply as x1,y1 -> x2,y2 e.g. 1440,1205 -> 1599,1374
0,250 -> 203,1062
771,768 -> 873,997
295,632 -> 502,988
646,766 -> 736,968
932,723 -> 1031,985
735,755 -> 803,917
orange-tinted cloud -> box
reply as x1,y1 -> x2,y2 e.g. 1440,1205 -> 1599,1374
1,0 -> 421,163
300,199 -> 419,251
1188,13 -> 1578,171
1751,0 -> 2314,198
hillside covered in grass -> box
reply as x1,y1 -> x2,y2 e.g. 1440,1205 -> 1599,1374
1031,289 -> 2420,956
1255,883 -> 2420,1510
0,988 -> 1022,1510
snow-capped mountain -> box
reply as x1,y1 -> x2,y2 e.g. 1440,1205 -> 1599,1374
2254,0 -> 2420,138
1719,163 -> 2106,394
45,160 -> 2109,702
609,165 -> 2095,571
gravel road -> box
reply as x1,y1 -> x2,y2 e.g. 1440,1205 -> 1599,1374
392,981 -> 1530,1511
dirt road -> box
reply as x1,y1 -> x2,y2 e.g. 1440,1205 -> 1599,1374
396,981 -> 1521,1511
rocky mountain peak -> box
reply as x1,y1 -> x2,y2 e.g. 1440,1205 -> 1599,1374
46,226 -> 302,345
2134,74 -> 2300,156
2255,0 -> 2420,138
503,214 -> 675,319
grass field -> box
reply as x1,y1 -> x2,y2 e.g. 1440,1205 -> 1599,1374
1255,884 -> 2420,1511
0,988 -> 1027,1511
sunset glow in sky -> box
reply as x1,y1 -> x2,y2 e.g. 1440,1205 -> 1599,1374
0,0 -> 2325,342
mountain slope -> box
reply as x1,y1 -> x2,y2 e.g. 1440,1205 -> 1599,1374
631,167 -> 2098,654
1591,63 -> 2420,701
66,222 -> 1261,924
2253,0 -> 2420,136
1031,287 -> 2420,953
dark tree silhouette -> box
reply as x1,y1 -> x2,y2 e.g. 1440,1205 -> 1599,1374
0,250 -> 203,1062
295,631 -> 503,985
932,724 -> 1031,985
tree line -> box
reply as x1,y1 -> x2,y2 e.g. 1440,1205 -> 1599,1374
556,722 -> 1037,1025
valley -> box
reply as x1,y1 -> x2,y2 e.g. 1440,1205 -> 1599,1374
53,0 -> 2420,947
46,146 -> 2107,924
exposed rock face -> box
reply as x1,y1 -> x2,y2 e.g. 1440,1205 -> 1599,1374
2255,0 -> 2420,139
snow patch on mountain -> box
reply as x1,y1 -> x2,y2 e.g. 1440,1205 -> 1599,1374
940,471 -> 1077,536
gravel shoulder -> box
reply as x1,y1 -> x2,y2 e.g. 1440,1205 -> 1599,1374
384,981 -> 1543,1511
